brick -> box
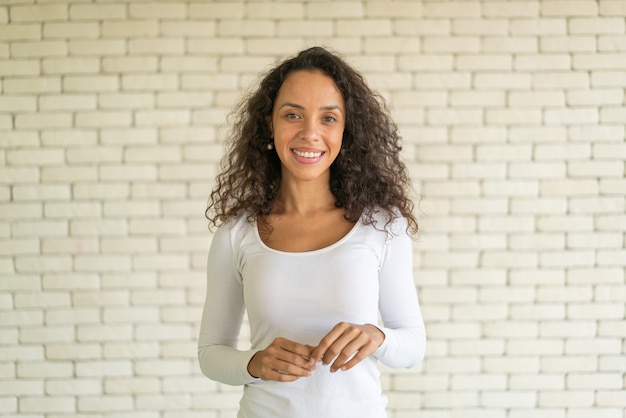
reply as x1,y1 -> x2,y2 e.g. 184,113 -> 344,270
75,360 -> 132,377
510,375 -> 565,390
600,107 -> 626,123
102,201 -> 159,217
102,21 -> 159,38
79,395 -> 134,412
424,1 -> 480,17
306,2 -> 363,18
136,110 -> 190,126
4,77 -> 61,93
160,57 -> 218,73
395,19 -> 450,36
11,4 -> 67,22
15,112 -> 73,129
218,20 -> 275,37
509,233 -> 565,250
453,19 -> 509,35
0,59 -> 39,76
483,2 -> 539,17
39,94 -> 97,110
540,36 -> 596,52
486,109 -> 542,125
599,35 -> 626,51
399,55 -> 453,71
510,162 -> 566,179
69,39 -> 126,56
511,18 -> 567,35
99,164 -> 157,181
74,254 -> 131,272
19,396 -> 75,413
106,377 -> 160,394
568,232 -> 623,249
545,108 -> 598,125
103,307 -> 159,323
455,55 -> 512,71
475,73 -> 531,89
64,75 -> 119,92
100,93 -> 155,109
600,1 -> 626,16
70,4 -> 126,19
0,95 -> 35,113
426,109 -> 482,125
363,37 -> 421,54
45,377 -> 102,394
44,22 -> 99,39
366,1 -> 421,18
11,40 -> 67,57
423,36 -> 480,53
482,391 -> 537,408
542,1 -> 598,16
483,36 -> 538,53
541,179 -> 599,196
66,147 -> 123,164
570,18 -> 625,34
121,74 -> 178,91
0,202 -> 43,220
129,38 -> 184,55
0,23 -> 40,40
451,163 -> 506,179
42,129 -> 98,146
188,3 -> 244,18
509,91 -> 565,107
129,3 -> 185,19
188,38 -> 244,55
574,53 -> 626,70
101,237 -> 157,254
540,355 -> 597,372
569,161 -> 624,177
163,22 -> 215,38
515,54 -> 571,70
337,19 -> 392,36
42,57 -> 100,74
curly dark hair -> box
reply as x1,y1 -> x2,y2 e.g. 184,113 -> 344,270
206,46 -> 418,234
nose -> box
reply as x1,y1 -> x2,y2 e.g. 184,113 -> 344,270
300,118 -> 320,142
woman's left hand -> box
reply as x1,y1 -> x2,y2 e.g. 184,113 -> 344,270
310,322 -> 385,373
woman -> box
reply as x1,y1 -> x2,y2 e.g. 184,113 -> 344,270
199,46 -> 426,418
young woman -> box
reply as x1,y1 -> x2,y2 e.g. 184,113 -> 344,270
199,46 -> 426,418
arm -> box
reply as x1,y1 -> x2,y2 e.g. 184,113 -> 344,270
373,217 -> 426,368
197,223 -> 259,386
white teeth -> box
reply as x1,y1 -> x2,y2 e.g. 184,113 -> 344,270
293,149 -> 322,158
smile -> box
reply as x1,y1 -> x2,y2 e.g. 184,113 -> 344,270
292,149 -> 323,159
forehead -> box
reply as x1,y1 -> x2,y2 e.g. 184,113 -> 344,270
276,70 -> 343,101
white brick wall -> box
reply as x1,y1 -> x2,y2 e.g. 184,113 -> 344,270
1,0 -> 624,416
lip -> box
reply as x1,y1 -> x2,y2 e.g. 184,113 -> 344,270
291,148 -> 325,164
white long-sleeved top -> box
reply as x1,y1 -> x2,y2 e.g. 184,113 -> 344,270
198,210 -> 426,418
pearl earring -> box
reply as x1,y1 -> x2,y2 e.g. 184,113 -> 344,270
266,142 -> 274,150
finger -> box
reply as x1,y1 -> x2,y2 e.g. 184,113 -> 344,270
311,323 -> 350,362
331,336 -> 378,372
276,338 -> 315,362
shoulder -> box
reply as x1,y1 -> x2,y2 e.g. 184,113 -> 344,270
365,206 -> 409,237
212,213 -> 254,247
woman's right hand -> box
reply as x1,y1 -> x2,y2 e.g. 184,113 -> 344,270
247,337 -> 316,382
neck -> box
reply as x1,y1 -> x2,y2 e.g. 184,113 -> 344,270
274,178 -> 336,218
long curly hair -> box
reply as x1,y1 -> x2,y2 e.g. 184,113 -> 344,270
206,46 -> 418,234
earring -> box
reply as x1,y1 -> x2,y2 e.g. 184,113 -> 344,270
266,142 -> 274,150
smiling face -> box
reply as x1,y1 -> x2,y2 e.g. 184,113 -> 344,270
270,70 -> 346,186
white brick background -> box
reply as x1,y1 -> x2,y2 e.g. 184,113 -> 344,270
0,0 -> 625,417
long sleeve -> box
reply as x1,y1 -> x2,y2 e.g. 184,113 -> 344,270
197,222 -> 259,386
373,217 -> 426,368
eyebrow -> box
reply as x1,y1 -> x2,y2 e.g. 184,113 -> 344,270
279,102 -> 344,114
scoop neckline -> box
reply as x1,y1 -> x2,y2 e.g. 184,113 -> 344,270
253,218 -> 362,255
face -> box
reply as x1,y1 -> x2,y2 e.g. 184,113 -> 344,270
269,70 -> 345,185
